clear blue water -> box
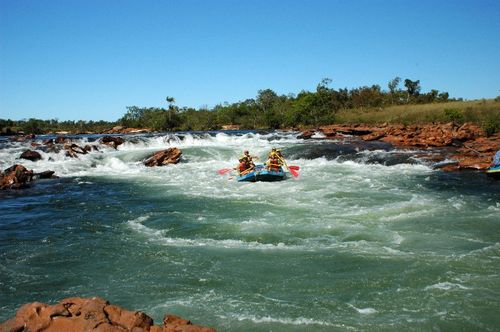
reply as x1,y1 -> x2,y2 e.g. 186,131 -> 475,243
1,131 -> 499,331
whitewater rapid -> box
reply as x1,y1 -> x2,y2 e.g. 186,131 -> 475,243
1,131 -> 499,331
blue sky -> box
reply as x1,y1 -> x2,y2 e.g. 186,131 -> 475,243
1,0 -> 499,121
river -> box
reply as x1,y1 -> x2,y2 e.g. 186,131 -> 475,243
1,131 -> 499,331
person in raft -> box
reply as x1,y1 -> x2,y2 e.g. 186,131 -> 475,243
492,150 -> 500,167
238,150 -> 255,174
236,158 -> 248,175
266,148 -> 284,172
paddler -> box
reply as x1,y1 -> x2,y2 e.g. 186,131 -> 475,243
239,150 -> 255,173
266,153 -> 281,172
268,148 -> 284,163
266,148 -> 284,171
236,158 -> 247,175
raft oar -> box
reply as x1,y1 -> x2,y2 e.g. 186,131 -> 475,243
278,156 -> 299,178
288,166 -> 299,178
217,168 -> 233,175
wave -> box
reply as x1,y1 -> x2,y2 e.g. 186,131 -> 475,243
424,282 -> 470,291
218,313 -> 338,327
126,215 -> 416,258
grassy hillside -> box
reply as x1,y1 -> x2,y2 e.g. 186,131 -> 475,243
335,98 -> 500,134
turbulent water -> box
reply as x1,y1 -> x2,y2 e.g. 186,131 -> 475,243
1,131 -> 499,331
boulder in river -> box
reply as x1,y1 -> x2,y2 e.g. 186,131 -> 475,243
0,164 -> 57,190
55,135 -> 70,144
100,136 -> 125,149
0,297 -> 215,332
0,164 -> 34,190
64,143 -> 88,158
19,150 -> 42,162
144,147 -> 182,167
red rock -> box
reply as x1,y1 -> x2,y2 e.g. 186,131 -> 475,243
361,132 -> 385,141
100,136 -> 125,149
20,150 -> 42,162
297,130 -> 314,139
55,136 -> 70,144
0,297 -> 215,332
103,127 -> 152,134
0,165 -> 57,190
144,148 -> 182,167
64,143 -> 88,158
0,164 -> 34,190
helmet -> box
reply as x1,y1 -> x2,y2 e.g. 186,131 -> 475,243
244,150 -> 249,154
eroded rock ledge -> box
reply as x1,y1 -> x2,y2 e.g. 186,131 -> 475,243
0,297 -> 215,332
301,123 -> 500,171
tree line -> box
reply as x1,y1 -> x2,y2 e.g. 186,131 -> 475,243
1,77 -> 459,134
119,77 -> 456,131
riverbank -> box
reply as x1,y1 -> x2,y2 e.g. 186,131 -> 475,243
300,122 -> 499,171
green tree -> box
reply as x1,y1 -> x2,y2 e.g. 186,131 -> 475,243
388,77 -> 402,104
404,79 -> 421,101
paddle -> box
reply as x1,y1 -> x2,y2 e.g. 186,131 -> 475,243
278,156 -> 299,178
217,168 -> 233,175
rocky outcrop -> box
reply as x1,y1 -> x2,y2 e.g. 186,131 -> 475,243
0,165 -> 34,190
0,165 -> 58,190
0,297 -> 215,332
20,150 -> 42,162
221,124 -> 241,130
296,130 -> 315,139
100,136 -> 125,149
104,126 -> 152,134
306,123 -> 500,171
144,148 -> 182,167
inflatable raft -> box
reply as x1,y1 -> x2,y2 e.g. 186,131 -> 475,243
486,165 -> 500,179
237,164 -> 286,182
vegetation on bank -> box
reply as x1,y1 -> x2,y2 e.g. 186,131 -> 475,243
1,78 -> 499,135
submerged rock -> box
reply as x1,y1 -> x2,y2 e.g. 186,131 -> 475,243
144,148 -> 182,167
0,297 -> 215,332
19,150 -> 42,162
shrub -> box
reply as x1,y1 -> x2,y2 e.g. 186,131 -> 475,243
483,119 -> 499,136
443,108 -> 464,123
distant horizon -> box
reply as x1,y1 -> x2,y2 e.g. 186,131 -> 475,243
1,0 -> 499,121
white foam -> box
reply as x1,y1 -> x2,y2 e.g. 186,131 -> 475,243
347,303 -> 377,314
424,282 -> 470,291
219,313 -> 336,327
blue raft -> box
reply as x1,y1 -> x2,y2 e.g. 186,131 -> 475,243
487,151 -> 500,179
236,164 -> 286,182
486,165 -> 500,179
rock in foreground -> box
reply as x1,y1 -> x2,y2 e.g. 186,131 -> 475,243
144,148 -> 182,167
0,297 -> 215,332
0,165 -> 58,190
